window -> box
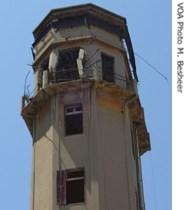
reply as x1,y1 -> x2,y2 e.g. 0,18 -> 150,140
101,53 -> 114,82
66,169 -> 85,204
56,48 -> 80,81
65,104 -> 83,135
57,168 -> 85,205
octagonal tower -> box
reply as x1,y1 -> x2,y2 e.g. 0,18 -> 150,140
21,4 -> 150,210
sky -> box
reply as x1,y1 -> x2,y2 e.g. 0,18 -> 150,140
0,1 -> 171,210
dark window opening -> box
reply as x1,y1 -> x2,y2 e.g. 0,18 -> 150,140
57,168 -> 85,205
65,104 -> 83,135
56,48 -> 80,81
66,177 -> 84,204
41,58 -> 49,70
101,53 -> 114,82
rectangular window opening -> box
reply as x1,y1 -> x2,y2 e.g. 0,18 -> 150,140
57,168 -> 85,205
101,53 -> 114,83
65,104 -> 83,136
56,48 -> 80,81
66,168 -> 85,204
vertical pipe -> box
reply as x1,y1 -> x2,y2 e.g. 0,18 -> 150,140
135,124 -> 146,210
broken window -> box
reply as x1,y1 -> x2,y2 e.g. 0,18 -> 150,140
65,104 -> 83,135
101,53 -> 114,82
57,168 -> 85,205
56,48 -> 80,81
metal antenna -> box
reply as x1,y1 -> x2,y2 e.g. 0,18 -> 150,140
24,70 -> 31,96
27,84 -> 31,97
135,52 -> 169,83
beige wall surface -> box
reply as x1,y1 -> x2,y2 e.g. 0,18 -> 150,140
31,86 -> 140,210
31,19 -> 140,210
32,101 -> 53,210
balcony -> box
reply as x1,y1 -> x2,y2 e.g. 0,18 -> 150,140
21,66 -> 137,109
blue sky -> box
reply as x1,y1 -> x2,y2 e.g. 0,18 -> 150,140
0,1 -> 171,210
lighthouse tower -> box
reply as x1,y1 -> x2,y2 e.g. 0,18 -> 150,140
21,4 -> 150,210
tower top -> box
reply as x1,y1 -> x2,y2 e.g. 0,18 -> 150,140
33,3 -> 127,43
32,3 -> 138,81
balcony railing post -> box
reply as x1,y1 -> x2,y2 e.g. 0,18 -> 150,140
43,70 -> 48,88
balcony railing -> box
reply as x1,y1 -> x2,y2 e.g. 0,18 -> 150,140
22,67 -> 136,109
50,68 -> 80,83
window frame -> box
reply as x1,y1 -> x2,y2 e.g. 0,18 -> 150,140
66,168 -> 85,205
57,168 -> 85,206
101,52 -> 115,83
55,47 -> 80,82
64,104 -> 83,136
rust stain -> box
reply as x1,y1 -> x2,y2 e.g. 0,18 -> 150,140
96,90 -> 122,112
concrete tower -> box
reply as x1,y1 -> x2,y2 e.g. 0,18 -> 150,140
21,4 -> 150,210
